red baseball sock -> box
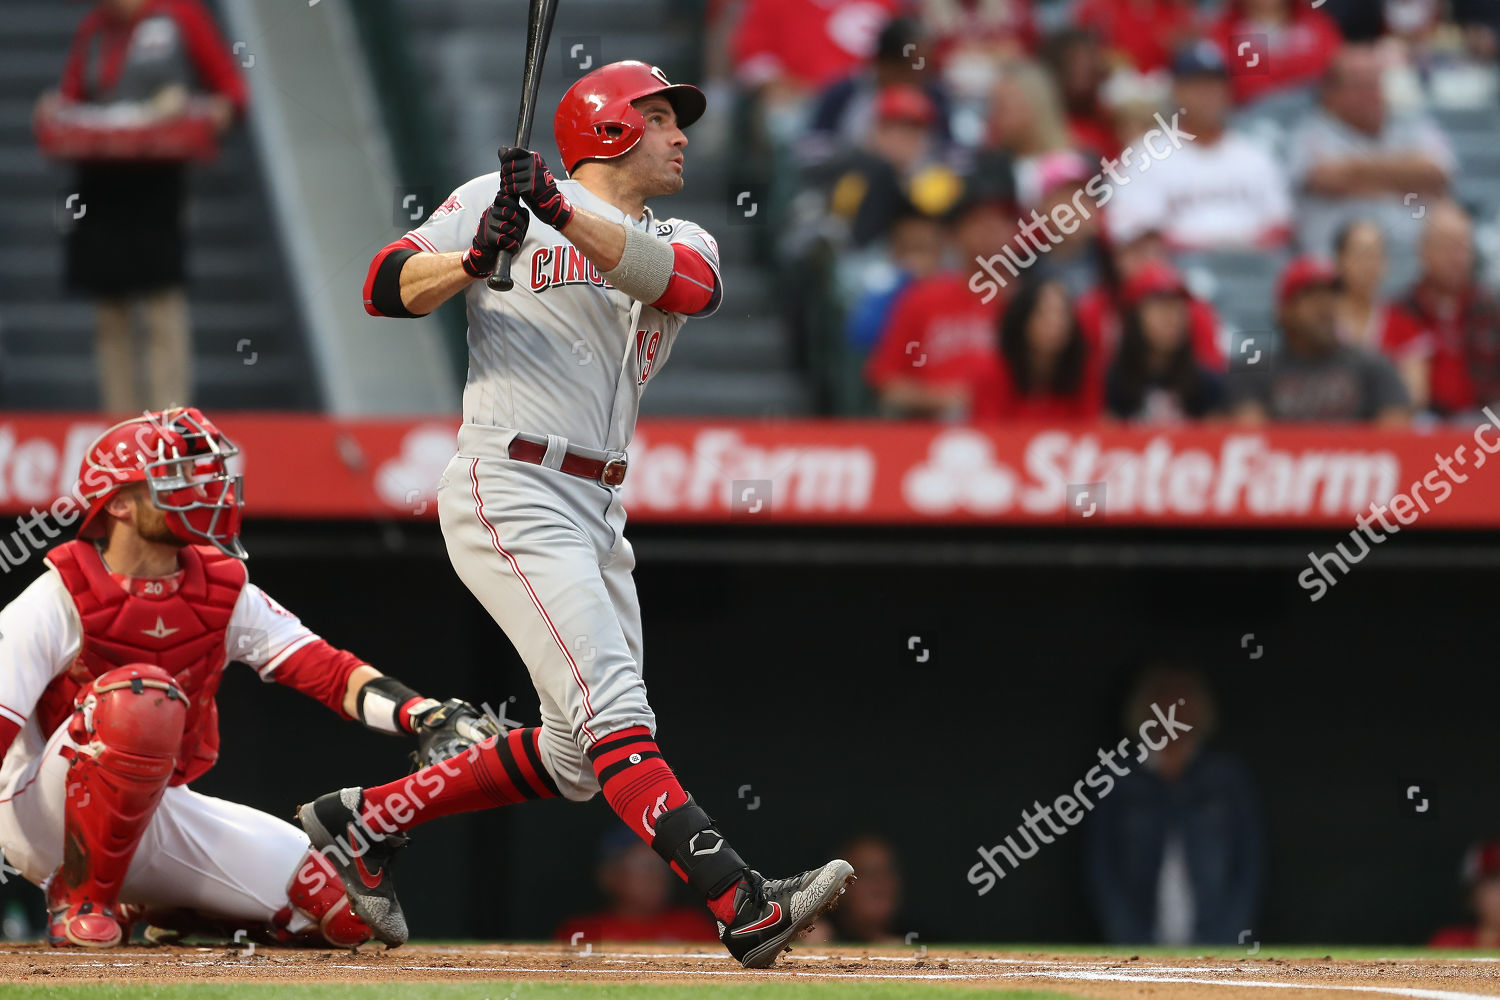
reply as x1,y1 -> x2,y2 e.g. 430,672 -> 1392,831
587,726 -> 742,924
359,726 -> 560,835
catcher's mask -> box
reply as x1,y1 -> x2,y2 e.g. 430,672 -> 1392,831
77,407 -> 247,559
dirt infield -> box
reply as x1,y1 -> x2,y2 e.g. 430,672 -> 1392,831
3,942 -> 1499,998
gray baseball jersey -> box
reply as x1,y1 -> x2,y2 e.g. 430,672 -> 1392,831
404,175 -> 723,452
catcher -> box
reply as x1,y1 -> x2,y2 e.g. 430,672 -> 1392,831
0,407 -> 494,948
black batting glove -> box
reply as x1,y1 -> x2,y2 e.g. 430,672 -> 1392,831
462,194 -> 530,279
498,146 -> 575,230
409,698 -> 501,770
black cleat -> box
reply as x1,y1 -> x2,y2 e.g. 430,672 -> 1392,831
718,860 -> 855,968
296,787 -> 409,947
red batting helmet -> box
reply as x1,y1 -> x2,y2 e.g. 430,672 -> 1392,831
554,60 -> 706,175
76,407 -> 246,559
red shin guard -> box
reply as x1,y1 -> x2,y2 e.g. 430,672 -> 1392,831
48,665 -> 188,948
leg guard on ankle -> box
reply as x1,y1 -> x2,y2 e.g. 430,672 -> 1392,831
649,795 -> 748,899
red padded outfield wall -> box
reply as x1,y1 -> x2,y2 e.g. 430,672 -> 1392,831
1,414 -> 1497,527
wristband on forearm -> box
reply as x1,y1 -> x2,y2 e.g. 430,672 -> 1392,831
356,675 -> 438,735
601,224 -> 674,303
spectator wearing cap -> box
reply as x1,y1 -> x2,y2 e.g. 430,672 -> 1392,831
1026,150 -> 1112,299
864,185 -> 1018,420
1042,28 -> 1117,159
1070,0 -> 1203,74
1106,262 -> 1225,422
730,0 -> 904,142
1106,42 -> 1293,251
805,16 -> 955,166
800,83 -> 959,250
1431,841 -> 1500,949
1078,228 -> 1224,367
1210,0 -> 1344,106
1286,44 -> 1455,279
1228,256 -> 1411,424
1383,200 -> 1500,419
976,277 -> 1103,420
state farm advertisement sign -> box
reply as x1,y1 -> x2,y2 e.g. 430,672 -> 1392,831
0,415 -> 1494,528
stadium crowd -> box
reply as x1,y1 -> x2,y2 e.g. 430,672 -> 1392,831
720,0 -> 1500,426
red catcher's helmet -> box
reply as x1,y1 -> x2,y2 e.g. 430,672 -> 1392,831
76,407 -> 246,559
554,60 -> 706,175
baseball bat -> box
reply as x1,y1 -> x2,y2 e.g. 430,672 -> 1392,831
487,0 -> 560,292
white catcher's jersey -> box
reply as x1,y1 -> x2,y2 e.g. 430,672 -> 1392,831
404,176 -> 723,453
0,568 -> 322,794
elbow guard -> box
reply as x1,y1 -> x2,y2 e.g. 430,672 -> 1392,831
363,241 -> 421,318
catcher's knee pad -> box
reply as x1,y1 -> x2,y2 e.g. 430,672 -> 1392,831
52,665 -> 189,920
281,850 -> 373,948
72,664 -> 190,757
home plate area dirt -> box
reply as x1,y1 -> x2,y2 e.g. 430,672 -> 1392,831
3,942 -> 1500,998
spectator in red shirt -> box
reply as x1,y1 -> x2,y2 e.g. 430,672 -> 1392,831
922,0 -> 1037,86
1077,229 -> 1224,368
1042,28 -> 1116,159
1384,200 -> 1500,419
1105,262 -> 1225,422
980,277 -> 1102,420
40,0 -> 246,414
865,182 -> 1018,419
1211,0 -> 1344,106
731,0 -> 903,141
554,833 -> 719,945
1431,841 -> 1500,950
1070,0 -> 1202,74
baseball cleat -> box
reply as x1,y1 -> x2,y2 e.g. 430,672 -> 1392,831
297,787 -> 409,947
718,859 -> 855,968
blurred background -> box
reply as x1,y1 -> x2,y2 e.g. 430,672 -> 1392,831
3,0 -> 1500,949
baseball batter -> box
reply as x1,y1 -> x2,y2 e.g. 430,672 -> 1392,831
0,407 -> 496,948
306,61 -> 853,968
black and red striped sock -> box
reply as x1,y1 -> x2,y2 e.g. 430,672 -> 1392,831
359,726 -> 560,834
587,726 -> 746,924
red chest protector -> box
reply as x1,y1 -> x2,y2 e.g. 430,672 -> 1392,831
36,540 -> 247,786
